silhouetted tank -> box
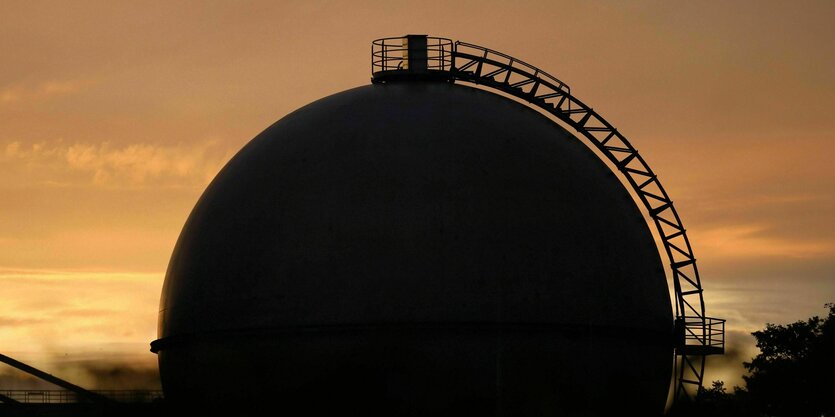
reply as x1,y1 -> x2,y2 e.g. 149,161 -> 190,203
153,59 -> 674,414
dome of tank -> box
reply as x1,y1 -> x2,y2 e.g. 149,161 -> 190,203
154,81 -> 673,416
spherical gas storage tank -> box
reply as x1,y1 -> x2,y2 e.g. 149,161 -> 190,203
153,81 -> 674,416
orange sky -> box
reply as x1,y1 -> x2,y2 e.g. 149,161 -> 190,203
1,0 -> 833,389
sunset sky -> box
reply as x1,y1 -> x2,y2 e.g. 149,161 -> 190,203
1,1 -> 833,390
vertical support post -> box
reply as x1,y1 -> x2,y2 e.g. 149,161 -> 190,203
674,317 -> 686,349
405,34 -> 428,72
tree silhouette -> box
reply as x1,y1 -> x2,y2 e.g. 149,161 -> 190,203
742,303 -> 835,417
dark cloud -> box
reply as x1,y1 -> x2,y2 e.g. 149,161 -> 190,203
0,368 -> 55,390
0,358 -> 160,391
0,316 -> 46,327
75,361 -> 160,391
703,330 -> 756,386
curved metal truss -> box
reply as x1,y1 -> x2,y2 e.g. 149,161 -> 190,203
372,35 -> 725,403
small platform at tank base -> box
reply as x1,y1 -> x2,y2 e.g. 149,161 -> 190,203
675,316 -> 726,356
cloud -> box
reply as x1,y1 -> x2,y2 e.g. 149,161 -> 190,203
696,223 -> 835,260
72,361 -> 160,390
0,369 -> 53,391
1,139 -> 235,187
0,358 -> 161,391
0,316 -> 47,327
703,329 -> 757,388
64,142 -> 226,185
38,80 -> 85,96
0,269 -> 161,392
0,79 -> 88,103
0,269 -> 161,373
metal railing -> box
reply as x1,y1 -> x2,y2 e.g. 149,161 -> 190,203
0,389 -> 163,404
372,36 -> 453,74
682,316 -> 725,351
454,41 -> 571,97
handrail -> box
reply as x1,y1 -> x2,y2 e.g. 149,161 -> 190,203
454,41 -> 571,94
682,316 -> 725,349
372,36 -> 453,74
